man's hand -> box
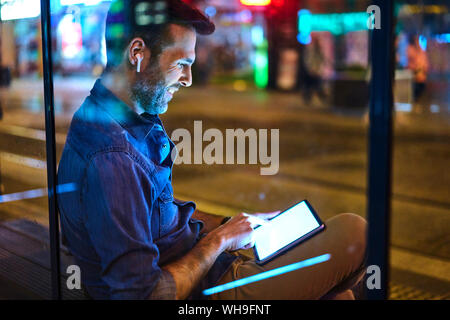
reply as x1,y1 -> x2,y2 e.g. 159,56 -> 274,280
213,210 -> 281,251
163,210 -> 280,299
213,212 -> 255,251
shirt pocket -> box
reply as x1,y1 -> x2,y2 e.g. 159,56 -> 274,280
149,125 -> 170,164
158,183 -> 178,238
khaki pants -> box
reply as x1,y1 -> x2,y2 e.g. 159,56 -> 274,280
211,213 -> 367,300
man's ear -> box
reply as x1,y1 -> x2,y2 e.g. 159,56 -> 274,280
128,37 -> 149,70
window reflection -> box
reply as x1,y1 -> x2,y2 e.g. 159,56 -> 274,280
0,0 -> 448,300
0,2 -> 51,299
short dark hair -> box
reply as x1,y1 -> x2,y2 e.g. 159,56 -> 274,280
104,0 -> 215,71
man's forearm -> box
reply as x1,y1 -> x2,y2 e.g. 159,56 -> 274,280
192,209 -> 225,234
163,231 -> 225,300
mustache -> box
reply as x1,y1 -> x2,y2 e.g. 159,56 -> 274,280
167,85 -> 181,91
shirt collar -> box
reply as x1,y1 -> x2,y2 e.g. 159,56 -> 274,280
89,79 -> 160,141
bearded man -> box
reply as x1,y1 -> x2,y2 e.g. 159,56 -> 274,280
57,0 -> 367,300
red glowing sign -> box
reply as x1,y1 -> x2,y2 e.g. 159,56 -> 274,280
240,0 -> 271,6
271,0 -> 284,6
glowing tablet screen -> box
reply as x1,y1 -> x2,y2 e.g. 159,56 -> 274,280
253,201 -> 321,261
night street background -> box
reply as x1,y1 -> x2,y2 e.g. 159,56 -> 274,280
0,76 -> 448,299
0,0 -> 449,301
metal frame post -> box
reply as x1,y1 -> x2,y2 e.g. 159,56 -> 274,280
40,0 -> 61,300
366,0 -> 395,300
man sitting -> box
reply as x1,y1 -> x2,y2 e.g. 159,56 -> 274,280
57,0 -> 367,300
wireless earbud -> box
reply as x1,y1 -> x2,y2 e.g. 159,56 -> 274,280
136,54 -> 144,73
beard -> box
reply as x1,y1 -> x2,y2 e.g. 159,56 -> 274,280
130,60 -> 171,115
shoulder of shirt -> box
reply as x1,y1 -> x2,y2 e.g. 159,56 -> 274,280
65,96 -> 137,161
61,95 -> 172,197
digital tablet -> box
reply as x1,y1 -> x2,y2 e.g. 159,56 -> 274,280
253,200 -> 325,265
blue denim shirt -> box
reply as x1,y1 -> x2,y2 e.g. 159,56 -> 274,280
57,79 -> 236,299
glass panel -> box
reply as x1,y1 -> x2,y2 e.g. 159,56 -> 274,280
49,0 -> 109,300
53,0 -> 372,300
390,1 -> 450,300
170,0 -> 371,300
0,2 -> 51,298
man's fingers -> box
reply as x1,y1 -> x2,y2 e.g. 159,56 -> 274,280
248,210 -> 281,221
243,213 -> 269,228
245,233 -> 256,249
241,238 -> 255,250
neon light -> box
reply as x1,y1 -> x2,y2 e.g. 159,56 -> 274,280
56,183 -> 78,194
297,33 -> 311,45
239,10 -> 252,23
395,103 -> 412,113
298,10 -> 369,43
202,253 -> 331,296
109,0 -> 124,13
254,46 -> 268,88
240,0 -> 271,6
251,26 -> 268,89
0,189 -> 46,203
58,14 -> 83,59
204,6 -> 216,18
298,9 -> 312,34
60,0 -> 106,6
108,24 -> 125,38
0,183 -> 78,204
0,0 -> 40,21
435,33 -> 450,44
400,5 -> 448,15
418,35 -> 427,51
251,26 -> 264,46
430,105 -> 440,113
272,0 -> 284,7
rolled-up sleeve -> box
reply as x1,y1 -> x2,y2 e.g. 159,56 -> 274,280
82,151 -> 176,299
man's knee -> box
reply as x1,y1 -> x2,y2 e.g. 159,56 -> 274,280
328,213 -> 367,265
334,213 -> 367,234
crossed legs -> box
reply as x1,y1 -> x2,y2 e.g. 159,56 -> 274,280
211,213 -> 367,300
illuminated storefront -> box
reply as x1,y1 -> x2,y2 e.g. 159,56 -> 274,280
191,0 -> 269,88
0,0 -> 111,77
1,0 -> 42,77
54,1 -> 110,76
